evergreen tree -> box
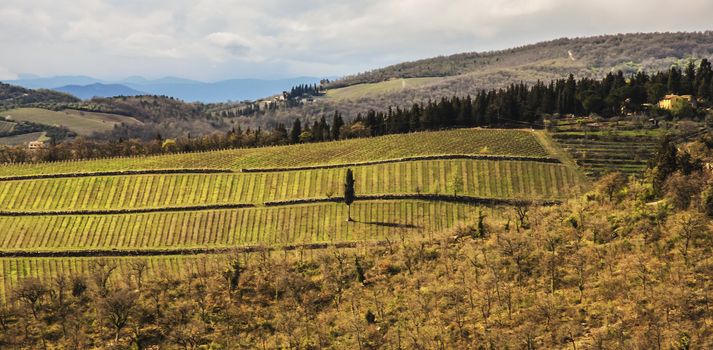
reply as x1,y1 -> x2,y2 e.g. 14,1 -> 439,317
652,135 -> 679,196
331,111 -> 344,140
344,169 -> 356,222
290,118 -> 302,144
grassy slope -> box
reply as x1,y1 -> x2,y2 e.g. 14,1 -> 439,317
1,108 -> 140,136
325,77 -> 443,100
0,129 -> 550,176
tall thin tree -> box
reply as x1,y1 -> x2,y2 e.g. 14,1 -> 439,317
344,169 -> 355,222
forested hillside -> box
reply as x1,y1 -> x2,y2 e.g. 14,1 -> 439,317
330,32 -> 713,88
237,32 -> 713,126
0,83 -> 79,109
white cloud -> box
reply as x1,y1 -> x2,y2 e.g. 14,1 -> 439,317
0,0 -> 710,80
205,32 -> 252,56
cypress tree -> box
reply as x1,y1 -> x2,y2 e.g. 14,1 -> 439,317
290,118 -> 302,144
344,169 -> 355,222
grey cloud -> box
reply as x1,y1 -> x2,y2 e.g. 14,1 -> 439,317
0,0 -> 711,80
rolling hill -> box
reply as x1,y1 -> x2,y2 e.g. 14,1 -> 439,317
0,128 -> 585,300
248,32 -> 713,125
0,82 -> 79,110
0,108 -> 143,137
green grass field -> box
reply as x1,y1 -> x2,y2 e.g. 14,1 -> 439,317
1,108 -> 142,136
0,128 -> 550,177
325,77 -> 442,100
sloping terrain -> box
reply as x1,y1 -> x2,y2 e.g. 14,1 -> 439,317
245,32 -> 713,125
0,82 -> 79,110
0,132 -> 47,147
1,108 -> 143,136
0,129 -> 583,274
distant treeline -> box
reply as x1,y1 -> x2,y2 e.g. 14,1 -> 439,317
2,63 -> 712,164
289,83 -> 322,98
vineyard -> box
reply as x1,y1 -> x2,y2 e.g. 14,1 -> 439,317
0,159 -> 579,212
0,128 -> 549,177
0,255 -> 227,303
0,128 -> 585,300
548,118 -> 661,178
0,120 -> 16,133
0,201 -> 501,252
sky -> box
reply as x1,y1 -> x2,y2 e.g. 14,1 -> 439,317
0,0 -> 712,81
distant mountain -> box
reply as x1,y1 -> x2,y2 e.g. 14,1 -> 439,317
8,76 -> 322,103
54,83 -> 146,99
8,76 -> 101,90
123,77 -> 321,103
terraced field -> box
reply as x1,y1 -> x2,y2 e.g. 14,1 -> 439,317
0,159 -> 579,212
0,128 -> 586,300
0,120 -> 16,133
549,120 -> 659,177
0,201 -> 501,253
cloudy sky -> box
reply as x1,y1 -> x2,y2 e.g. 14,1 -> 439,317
0,0 -> 711,81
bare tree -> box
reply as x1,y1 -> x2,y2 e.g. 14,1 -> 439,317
15,278 -> 47,320
130,261 -> 148,291
102,289 -> 136,342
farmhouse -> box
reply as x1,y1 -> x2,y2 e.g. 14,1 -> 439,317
658,94 -> 694,110
28,140 -> 46,150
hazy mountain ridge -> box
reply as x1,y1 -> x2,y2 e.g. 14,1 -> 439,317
54,83 -> 146,99
7,76 -> 322,102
